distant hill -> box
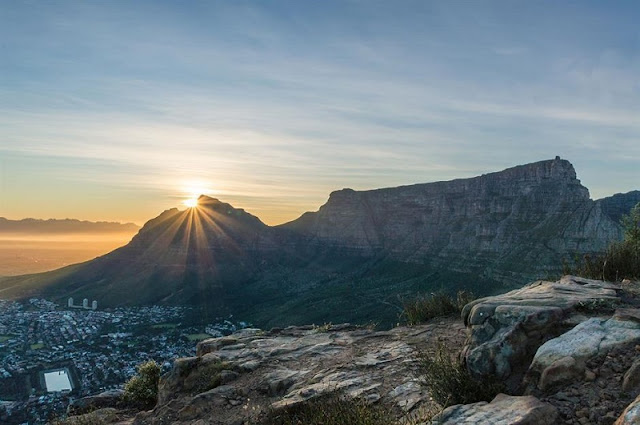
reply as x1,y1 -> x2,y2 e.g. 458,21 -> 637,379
0,218 -> 140,235
1,158 -> 639,327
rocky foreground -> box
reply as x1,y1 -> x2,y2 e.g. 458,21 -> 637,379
69,276 -> 640,425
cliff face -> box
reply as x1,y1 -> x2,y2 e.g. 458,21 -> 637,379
282,158 -> 624,283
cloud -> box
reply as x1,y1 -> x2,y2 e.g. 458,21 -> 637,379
1,1 -> 639,223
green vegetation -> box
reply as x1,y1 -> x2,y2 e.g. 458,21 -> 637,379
419,344 -> 504,407
0,335 -> 11,342
575,298 -> 620,313
186,333 -> 212,341
403,290 -> 475,325
257,393 -> 393,425
189,359 -> 232,393
564,203 -> 640,281
30,343 -> 45,350
313,323 -> 333,333
123,360 -> 160,408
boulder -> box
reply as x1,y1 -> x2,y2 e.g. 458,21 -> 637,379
431,394 -> 558,425
615,394 -> 640,425
536,356 -> 583,391
67,389 -> 124,415
461,276 -> 620,391
158,353 -> 235,405
66,408 -> 120,423
527,309 -> 640,391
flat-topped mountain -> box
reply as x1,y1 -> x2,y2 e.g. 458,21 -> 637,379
1,158 -> 638,326
283,158 -> 640,284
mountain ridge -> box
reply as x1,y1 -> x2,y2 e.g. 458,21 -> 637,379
1,158 -> 639,327
0,217 -> 140,234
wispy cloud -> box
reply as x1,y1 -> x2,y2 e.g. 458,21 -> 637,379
1,1 -> 639,223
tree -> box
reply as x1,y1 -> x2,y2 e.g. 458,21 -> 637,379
123,360 -> 161,408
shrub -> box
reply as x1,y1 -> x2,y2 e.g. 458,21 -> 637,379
123,360 -> 161,408
419,344 -> 503,407
257,393 -> 392,425
564,204 -> 640,282
403,290 -> 475,325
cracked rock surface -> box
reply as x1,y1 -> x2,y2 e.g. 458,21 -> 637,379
134,320 -> 466,425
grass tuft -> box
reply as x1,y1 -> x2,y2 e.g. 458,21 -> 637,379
419,344 -> 504,407
190,360 -> 232,393
403,291 -> 475,326
257,393 -> 392,425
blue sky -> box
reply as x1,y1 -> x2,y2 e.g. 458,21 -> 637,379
1,1 -> 639,224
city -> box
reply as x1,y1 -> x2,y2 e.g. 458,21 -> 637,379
0,298 -> 247,424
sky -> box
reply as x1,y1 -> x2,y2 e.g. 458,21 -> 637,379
1,0 -> 639,226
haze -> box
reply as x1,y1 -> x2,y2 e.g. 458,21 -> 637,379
2,1 -> 640,226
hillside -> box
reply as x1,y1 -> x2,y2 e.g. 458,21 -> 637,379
1,158 -> 639,327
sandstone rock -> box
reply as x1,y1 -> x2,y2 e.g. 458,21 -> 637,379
622,358 -> 640,393
66,408 -> 121,424
158,354 -> 235,405
136,320 -> 467,425
461,276 -> 620,391
260,368 -> 309,396
537,356 -> 583,391
431,394 -> 558,425
615,394 -> 640,425
67,389 -> 124,415
527,310 -> 640,391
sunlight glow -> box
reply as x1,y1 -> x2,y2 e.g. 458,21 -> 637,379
183,198 -> 198,208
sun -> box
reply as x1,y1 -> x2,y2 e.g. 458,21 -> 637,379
183,198 -> 198,208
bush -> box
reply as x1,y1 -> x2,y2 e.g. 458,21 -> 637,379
123,360 -> 160,408
419,344 -> 503,407
257,393 -> 392,425
564,203 -> 640,281
403,290 -> 475,325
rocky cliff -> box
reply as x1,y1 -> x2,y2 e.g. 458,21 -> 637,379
283,158 -> 629,284
1,158 -> 638,326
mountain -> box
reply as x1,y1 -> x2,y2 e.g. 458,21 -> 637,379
0,218 -> 140,234
282,158 -> 640,285
1,158 -> 639,327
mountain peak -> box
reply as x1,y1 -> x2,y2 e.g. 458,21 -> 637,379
197,194 -> 218,202
486,157 -> 578,182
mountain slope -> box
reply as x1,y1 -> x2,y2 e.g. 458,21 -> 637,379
1,158 -> 638,326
